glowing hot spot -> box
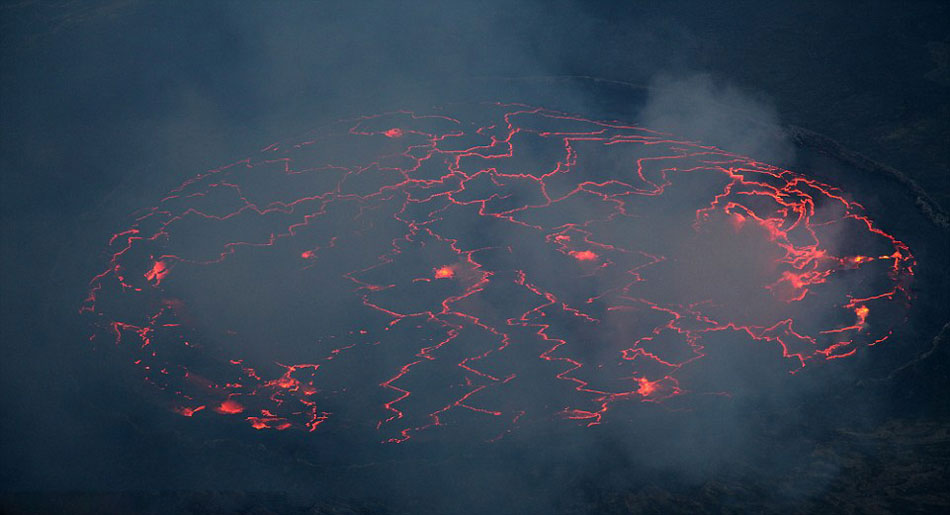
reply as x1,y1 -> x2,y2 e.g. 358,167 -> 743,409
855,305 -> 870,325
434,266 -> 455,279
571,250 -> 598,261
144,260 -> 170,285
214,399 -> 244,415
636,377 -> 658,397
174,405 -> 205,417
248,417 -> 292,431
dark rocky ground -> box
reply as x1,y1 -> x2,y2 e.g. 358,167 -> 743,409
2,416 -> 949,514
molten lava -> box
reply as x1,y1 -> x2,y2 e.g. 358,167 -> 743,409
434,266 -> 455,279
215,399 -> 245,415
83,103 -> 914,442
570,250 -> 598,261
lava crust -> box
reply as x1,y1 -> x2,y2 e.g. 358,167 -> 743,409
82,103 -> 914,442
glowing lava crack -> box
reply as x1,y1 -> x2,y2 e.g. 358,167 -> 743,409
82,103 -> 914,442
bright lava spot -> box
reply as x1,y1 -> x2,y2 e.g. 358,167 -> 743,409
248,416 -> 293,431
174,405 -> 205,417
434,266 -> 455,279
635,377 -> 657,397
855,305 -> 870,324
571,250 -> 598,261
144,260 -> 170,285
83,103 -> 914,442
214,399 -> 244,415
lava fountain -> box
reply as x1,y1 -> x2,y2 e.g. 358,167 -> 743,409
82,103 -> 914,443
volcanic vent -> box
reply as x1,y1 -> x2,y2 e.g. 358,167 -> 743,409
82,103 -> 914,442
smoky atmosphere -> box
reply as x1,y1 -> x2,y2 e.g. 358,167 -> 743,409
1,2 -> 948,514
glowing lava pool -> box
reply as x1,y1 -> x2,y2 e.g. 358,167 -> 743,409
82,103 -> 914,442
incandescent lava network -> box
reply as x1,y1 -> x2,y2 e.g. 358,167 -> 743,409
83,103 -> 914,443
